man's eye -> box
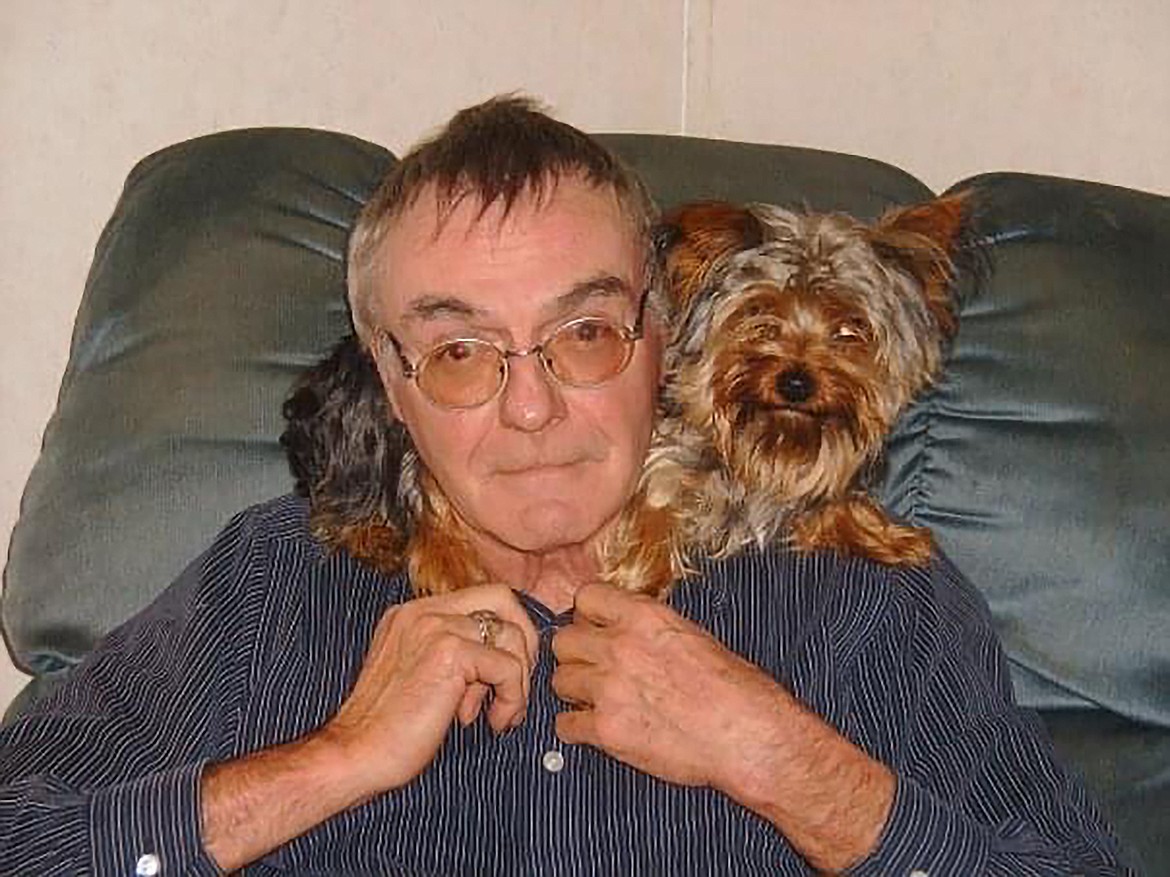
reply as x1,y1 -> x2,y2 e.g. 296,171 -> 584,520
435,340 -> 479,363
569,321 -> 605,343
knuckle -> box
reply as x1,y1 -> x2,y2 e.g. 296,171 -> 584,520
607,638 -> 636,667
592,711 -> 620,744
412,612 -> 444,638
494,647 -> 522,675
549,669 -> 570,697
555,711 -> 583,742
594,677 -> 620,708
643,599 -> 672,623
481,582 -> 517,605
431,630 -> 468,663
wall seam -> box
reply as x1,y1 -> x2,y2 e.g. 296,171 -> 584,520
680,0 -> 691,134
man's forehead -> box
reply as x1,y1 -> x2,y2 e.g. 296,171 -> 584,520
389,175 -> 635,242
370,179 -> 644,327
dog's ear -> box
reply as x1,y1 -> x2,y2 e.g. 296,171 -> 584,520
870,192 -> 972,339
657,201 -> 765,310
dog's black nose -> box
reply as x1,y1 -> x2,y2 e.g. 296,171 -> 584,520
777,368 -> 816,404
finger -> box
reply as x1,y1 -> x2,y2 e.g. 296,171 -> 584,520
555,708 -> 597,746
434,584 -> 540,663
457,683 -> 489,726
452,615 -> 534,703
483,617 -> 536,670
573,581 -> 642,627
466,645 -> 530,732
550,624 -> 606,666
550,663 -> 598,708
494,621 -> 534,704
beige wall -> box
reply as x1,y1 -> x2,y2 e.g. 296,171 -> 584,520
2,0 -> 1167,715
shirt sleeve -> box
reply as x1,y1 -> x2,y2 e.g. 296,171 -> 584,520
0,505 -> 276,877
840,553 -> 1139,877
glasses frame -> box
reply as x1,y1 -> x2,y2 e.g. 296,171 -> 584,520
375,285 -> 652,410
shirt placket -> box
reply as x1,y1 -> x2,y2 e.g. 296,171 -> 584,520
517,603 -> 577,867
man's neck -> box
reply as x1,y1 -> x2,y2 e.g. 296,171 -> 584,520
466,527 -> 604,614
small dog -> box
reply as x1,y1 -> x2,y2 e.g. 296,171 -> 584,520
604,194 -> 970,595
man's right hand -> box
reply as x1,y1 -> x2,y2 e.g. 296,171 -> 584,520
200,583 -> 537,871
323,583 -> 539,794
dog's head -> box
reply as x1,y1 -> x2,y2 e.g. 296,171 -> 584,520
659,194 -> 969,505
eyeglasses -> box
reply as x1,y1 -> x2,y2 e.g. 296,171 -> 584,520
374,286 -> 651,410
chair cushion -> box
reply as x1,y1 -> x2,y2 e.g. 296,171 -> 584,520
885,173 -> 1170,726
597,133 -> 935,218
1043,708 -> 1170,874
3,128 -> 393,676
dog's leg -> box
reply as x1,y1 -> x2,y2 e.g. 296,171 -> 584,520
789,495 -> 933,567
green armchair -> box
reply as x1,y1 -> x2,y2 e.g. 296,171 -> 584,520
4,126 -> 1166,871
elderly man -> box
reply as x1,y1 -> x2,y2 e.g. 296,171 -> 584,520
0,97 -> 1132,875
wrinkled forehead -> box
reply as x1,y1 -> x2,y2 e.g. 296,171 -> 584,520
369,177 -> 649,323
386,175 -> 646,247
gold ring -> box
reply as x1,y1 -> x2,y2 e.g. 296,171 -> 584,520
468,609 -> 502,649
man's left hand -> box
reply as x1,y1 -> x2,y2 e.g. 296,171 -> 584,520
550,581 -> 896,873
550,581 -> 786,792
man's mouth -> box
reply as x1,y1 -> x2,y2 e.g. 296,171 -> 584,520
493,458 -> 590,476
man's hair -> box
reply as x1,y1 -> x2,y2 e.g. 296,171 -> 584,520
346,94 -> 659,341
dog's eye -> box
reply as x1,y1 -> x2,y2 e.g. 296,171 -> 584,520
832,322 -> 869,344
733,302 -> 768,321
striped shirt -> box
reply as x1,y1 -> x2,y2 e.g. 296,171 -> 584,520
0,494 -> 1134,875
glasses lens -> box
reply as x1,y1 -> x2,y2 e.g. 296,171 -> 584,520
543,318 -> 633,386
417,339 -> 504,408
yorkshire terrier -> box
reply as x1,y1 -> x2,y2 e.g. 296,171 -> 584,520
604,194 -> 970,594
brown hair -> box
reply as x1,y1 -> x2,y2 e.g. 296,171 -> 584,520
346,94 -> 659,341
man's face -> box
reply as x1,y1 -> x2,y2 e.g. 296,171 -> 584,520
368,177 -> 661,557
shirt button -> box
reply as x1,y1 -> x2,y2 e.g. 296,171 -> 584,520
541,749 -> 565,773
136,853 -> 161,876
909,870 -> 929,877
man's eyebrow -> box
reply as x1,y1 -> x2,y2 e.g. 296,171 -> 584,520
547,274 -> 634,315
401,296 -> 486,324
401,275 -> 634,326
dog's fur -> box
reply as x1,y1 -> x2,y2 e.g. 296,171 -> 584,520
603,195 -> 969,595
281,337 -> 414,571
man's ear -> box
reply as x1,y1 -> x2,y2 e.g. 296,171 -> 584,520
377,358 -> 406,423
656,201 -> 765,311
357,331 -> 403,422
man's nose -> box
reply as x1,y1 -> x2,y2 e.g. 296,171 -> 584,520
497,352 -> 566,431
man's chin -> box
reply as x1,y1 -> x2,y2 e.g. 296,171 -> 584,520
506,508 -> 597,551
471,498 -> 607,554
457,465 -> 630,552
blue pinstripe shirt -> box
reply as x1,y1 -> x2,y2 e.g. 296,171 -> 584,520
0,495 -> 1133,875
